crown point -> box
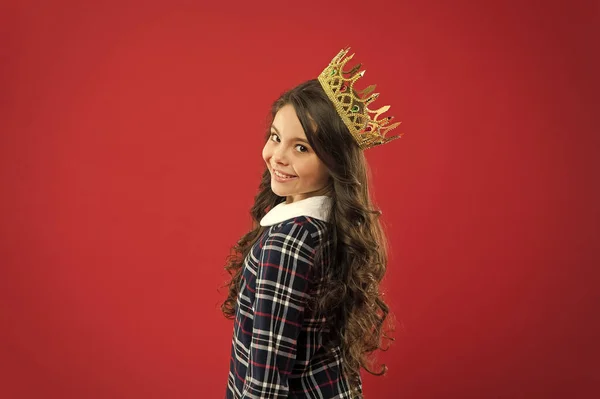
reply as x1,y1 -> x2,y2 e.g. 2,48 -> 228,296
365,92 -> 380,105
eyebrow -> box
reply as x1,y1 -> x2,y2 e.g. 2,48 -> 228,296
271,125 -> 310,145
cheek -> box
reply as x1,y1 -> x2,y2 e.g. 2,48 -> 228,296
308,157 -> 330,184
262,143 -> 271,163
315,164 -> 330,185
298,158 -> 328,183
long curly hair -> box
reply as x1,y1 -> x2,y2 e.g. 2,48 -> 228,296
221,79 -> 395,395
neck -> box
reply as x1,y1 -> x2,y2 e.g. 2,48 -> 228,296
286,186 -> 332,204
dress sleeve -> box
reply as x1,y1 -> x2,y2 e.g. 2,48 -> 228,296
241,222 -> 316,398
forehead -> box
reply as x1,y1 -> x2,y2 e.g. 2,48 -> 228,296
272,104 -> 307,138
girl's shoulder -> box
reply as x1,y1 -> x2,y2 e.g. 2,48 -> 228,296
265,216 -> 330,248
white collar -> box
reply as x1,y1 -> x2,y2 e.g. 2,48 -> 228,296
260,196 -> 332,226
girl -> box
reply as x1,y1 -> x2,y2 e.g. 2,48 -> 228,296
222,48 -> 401,399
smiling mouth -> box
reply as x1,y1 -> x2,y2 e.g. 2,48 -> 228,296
273,170 -> 297,179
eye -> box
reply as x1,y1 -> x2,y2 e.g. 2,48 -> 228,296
270,133 -> 280,142
295,144 -> 308,153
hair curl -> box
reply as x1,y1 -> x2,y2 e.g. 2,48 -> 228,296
221,79 -> 395,396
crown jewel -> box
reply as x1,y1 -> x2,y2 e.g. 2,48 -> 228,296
317,47 -> 403,150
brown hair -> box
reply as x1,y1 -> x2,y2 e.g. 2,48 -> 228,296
221,79 -> 395,395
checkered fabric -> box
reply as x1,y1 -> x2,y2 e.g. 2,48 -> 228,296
226,216 -> 361,398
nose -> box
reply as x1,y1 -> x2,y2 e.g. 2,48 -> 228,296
272,144 -> 289,165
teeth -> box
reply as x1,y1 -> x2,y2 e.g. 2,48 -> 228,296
274,170 -> 295,178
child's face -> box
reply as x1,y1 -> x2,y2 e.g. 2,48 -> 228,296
262,104 -> 330,203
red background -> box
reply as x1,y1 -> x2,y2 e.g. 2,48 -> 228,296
1,0 -> 598,398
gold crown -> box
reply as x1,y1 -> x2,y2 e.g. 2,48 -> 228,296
317,47 -> 403,150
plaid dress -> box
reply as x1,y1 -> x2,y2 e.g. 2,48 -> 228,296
226,196 -> 361,398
